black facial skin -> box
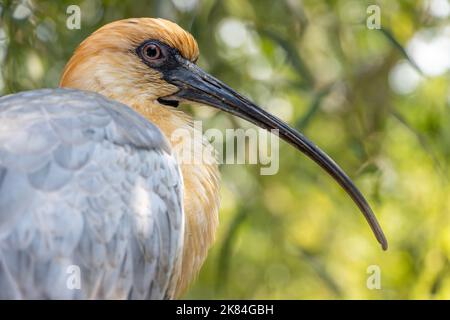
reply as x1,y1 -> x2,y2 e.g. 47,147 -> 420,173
135,39 -> 388,250
136,40 -> 182,107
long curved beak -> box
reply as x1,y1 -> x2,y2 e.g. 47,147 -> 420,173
159,55 -> 388,250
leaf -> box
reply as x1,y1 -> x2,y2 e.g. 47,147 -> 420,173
256,27 -> 316,88
378,27 -> 424,76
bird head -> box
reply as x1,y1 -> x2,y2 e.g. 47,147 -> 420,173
60,18 -> 387,250
60,18 -> 199,104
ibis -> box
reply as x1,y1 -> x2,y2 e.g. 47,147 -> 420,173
0,18 -> 387,299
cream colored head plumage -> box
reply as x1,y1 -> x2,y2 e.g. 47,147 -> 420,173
61,18 -> 199,103
60,17 -> 387,298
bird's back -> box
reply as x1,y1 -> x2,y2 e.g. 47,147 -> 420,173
0,89 -> 184,299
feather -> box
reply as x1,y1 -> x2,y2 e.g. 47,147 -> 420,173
0,89 -> 184,299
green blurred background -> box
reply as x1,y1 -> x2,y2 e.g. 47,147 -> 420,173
0,0 -> 449,299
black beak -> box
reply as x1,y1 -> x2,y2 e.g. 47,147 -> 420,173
160,55 -> 388,250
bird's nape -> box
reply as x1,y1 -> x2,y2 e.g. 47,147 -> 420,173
153,48 -> 388,251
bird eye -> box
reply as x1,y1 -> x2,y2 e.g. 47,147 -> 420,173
143,43 -> 162,61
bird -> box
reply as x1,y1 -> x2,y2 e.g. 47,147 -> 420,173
0,18 -> 387,299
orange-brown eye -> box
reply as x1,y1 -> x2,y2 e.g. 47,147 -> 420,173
143,43 -> 162,60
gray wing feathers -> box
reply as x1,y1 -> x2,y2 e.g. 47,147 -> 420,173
0,89 -> 184,299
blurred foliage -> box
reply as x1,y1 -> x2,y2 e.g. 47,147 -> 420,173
0,0 -> 449,299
